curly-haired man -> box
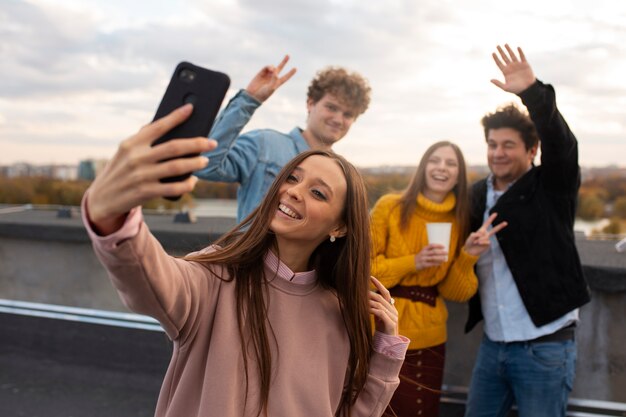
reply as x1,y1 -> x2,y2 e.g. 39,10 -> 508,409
196,56 -> 371,222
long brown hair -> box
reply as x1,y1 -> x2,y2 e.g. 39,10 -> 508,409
186,150 -> 373,416
398,141 -> 470,254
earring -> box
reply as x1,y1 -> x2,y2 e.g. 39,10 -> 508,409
329,235 -> 336,243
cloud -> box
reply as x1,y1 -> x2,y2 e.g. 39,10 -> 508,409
1,0 -> 625,167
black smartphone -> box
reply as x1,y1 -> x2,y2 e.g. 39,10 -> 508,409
152,61 -> 230,199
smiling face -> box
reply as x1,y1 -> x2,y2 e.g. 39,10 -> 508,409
303,93 -> 356,150
487,127 -> 537,190
422,145 -> 460,203
270,155 -> 347,252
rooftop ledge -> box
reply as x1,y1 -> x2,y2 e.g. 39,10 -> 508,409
1,204 -> 625,292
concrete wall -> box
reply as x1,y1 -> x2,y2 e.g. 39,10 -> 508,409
0,208 -> 234,311
443,289 -> 626,403
1,209 -> 625,403
0,236 -> 128,312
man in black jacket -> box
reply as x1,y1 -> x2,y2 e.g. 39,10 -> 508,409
464,45 -> 590,417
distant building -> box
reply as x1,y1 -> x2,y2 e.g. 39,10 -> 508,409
361,165 -> 415,175
361,165 -> 491,177
77,160 -> 96,181
5,163 -> 32,178
52,165 -> 78,181
0,163 -> 78,180
581,166 -> 626,181
77,159 -> 108,181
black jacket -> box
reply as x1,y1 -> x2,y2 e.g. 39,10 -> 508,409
465,80 -> 591,333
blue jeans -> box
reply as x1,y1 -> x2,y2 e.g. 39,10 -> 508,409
464,335 -> 576,417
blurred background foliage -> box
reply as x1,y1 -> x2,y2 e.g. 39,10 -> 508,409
1,170 -> 624,234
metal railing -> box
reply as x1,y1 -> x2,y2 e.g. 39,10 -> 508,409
2,299 -> 626,416
0,298 -> 163,332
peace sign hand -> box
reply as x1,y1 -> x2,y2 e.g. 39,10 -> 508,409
245,55 -> 297,103
490,44 -> 536,95
464,213 -> 508,257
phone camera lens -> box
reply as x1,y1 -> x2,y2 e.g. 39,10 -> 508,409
180,69 -> 196,83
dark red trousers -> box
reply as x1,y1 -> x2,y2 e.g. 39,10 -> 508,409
384,343 -> 446,417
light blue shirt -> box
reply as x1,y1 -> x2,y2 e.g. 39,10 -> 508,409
195,90 -> 310,222
475,174 -> 578,342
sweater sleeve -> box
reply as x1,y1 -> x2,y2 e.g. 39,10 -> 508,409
349,350 -> 406,417
372,332 -> 410,360
83,195 -> 222,345
437,248 -> 479,302
370,195 -> 417,288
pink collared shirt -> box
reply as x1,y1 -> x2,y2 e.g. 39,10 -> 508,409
262,249 -> 409,359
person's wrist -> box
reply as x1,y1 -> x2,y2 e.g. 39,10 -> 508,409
244,88 -> 266,103
90,215 -> 127,236
516,78 -> 538,96
88,203 -> 127,236
414,255 -> 423,270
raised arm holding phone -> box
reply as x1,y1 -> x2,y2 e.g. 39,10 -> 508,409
82,99 -> 409,416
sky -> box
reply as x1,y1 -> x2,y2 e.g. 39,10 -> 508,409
1,0 -> 625,168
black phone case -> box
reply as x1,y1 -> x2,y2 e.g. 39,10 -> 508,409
152,62 -> 230,199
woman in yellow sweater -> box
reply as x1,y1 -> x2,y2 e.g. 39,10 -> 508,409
370,141 -> 505,417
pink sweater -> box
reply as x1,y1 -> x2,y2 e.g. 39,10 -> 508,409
84,204 -> 407,417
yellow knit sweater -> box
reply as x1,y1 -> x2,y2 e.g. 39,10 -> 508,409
370,192 -> 478,350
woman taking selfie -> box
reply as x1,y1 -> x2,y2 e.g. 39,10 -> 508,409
370,141 -> 506,417
82,104 -> 408,417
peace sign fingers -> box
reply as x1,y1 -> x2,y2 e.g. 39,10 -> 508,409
274,55 -> 297,88
464,213 -> 508,256
479,212 -> 506,233
478,212 -> 508,240
246,54 -> 297,102
485,217 -> 508,239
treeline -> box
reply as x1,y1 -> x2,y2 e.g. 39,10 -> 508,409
0,176 -> 239,210
362,169 -> 495,207
577,175 -> 626,234
0,173 -> 414,209
578,175 -> 626,219
362,171 -> 411,207
1,173 -> 625,230
0,177 -> 90,205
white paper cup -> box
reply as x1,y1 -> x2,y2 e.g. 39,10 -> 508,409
426,222 -> 452,260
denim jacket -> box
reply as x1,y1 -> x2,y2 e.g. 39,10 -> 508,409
195,90 -> 310,222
